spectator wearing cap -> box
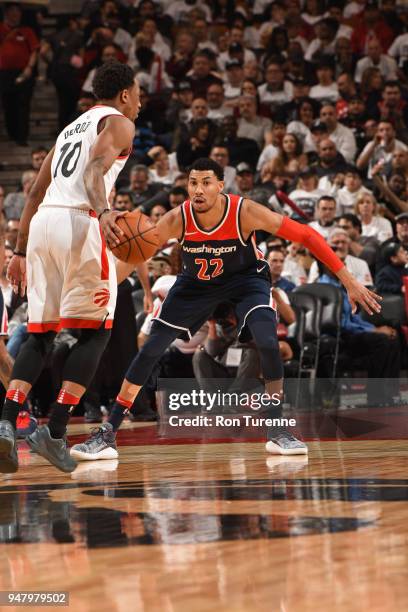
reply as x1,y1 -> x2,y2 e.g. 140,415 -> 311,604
223,59 -> 244,102
206,82 -> 232,122
187,51 -> 223,98
257,60 -> 294,106
165,81 -> 194,127
336,213 -> 379,271
375,242 -> 408,295
217,33 -> 257,73
310,60 -> 339,103
357,120 -> 408,179
237,96 -> 272,148
308,195 -> 337,239
337,167 -> 373,214
311,138 -> 347,177
0,3 -> 39,146
309,227 -> 373,286
220,115 -> 260,169
305,17 -> 339,61
351,1 -> 394,56
209,146 -> 237,192
235,163 -> 274,208
340,97 -> 368,152
355,38 -> 398,84
319,103 -> 357,163
287,169 -> 325,221
355,192 -> 393,243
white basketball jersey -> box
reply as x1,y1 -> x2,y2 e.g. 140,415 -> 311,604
41,105 -> 130,210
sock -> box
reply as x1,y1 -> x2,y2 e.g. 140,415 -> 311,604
48,389 -> 80,439
109,395 -> 133,432
3,389 -> 27,430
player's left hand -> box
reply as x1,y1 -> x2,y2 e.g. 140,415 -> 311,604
346,279 -> 382,315
7,255 -> 27,297
143,292 -> 154,313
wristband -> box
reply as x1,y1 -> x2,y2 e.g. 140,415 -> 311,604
98,208 -> 110,221
13,251 -> 26,258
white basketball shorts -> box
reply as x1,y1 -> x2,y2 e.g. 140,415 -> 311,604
27,206 -> 117,333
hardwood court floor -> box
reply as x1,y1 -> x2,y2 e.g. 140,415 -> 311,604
0,422 -> 407,612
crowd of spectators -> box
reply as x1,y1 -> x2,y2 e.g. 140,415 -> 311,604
2,0 -> 408,418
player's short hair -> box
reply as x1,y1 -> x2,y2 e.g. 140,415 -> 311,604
92,61 -> 135,100
188,158 -> 224,181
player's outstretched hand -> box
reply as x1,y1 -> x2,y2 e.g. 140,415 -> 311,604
346,279 -> 382,315
99,210 -> 126,249
7,255 -> 27,297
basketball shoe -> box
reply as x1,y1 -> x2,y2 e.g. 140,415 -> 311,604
70,423 -> 118,461
26,425 -> 77,472
265,427 -> 308,455
16,411 -> 38,439
0,420 -> 18,473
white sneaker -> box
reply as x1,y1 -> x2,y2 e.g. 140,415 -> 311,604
70,423 -> 118,461
265,429 -> 308,455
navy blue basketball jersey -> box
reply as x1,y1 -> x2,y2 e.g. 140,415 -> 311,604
179,194 -> 268,284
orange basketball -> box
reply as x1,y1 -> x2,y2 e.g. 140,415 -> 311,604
111,210 -> 160,264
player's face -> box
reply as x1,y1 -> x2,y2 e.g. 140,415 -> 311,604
188,171 -> 224,212
123,78 -> 141,122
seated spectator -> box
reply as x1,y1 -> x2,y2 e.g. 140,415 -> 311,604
112,190 -> 134,212
282,242 -> 308,286
336,213 -> 379,271
318,268 -> 400,407
257,59 -> 294,106
309,227 -> 373,285
357,120 -> 408,178
287,168 -> 325,220
305,17 -> 339,61
218,31 -> 257,72
376,81 -> 408,139
193,17 -> 218,54
354,192 -> 393,243
206,82 -> 232,122
310,60 -> 339,103
219,115 -> 260,169
334,37 -> 357,77
237,96 -> 272,149
128,164 -> 164,212
147,146 -> 179,185
4,170 -> 37,220
287,98 -> 320,153
388,27 -> 408,74
311,138 -> 347,177
176,118 -> 215,168
261,133 -> 308,179
378,212 -> 408,270
355,38 -> 398,84
186,51 -> 223,98
337,167 -> 372,214
168,187 -> 188,209
223,59 -> 245,103
303,0 -> 326,27
132,46 -> 172,94
235,163 -> 274,207
256,120 -> 286,171
149,204 -> 168,224
308,195 -> 337,239
166,31 -> 196,81
209,146 -> 237,192
5,218 -> 19,250
82,43 -> 123,94
319,103 -> 357,163
351,2 -> 394,56
375,242 -> 408,295
268,248 -> 296,292
31,146 -> 48,171
336,73 -> 358,117
165,81 -> 194,128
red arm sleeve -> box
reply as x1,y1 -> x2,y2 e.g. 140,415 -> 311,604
276,216 -> 344,274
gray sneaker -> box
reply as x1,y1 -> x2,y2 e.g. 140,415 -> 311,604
26,425 -> 77,473
0,420 -> 18,473
70,423 -> 118,461
265,428 -> 308,455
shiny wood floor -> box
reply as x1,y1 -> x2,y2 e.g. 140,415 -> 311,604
1,421 -> 408,612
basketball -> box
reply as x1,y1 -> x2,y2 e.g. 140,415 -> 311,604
111,209 -> 160,264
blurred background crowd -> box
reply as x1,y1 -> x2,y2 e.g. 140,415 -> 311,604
1,0 -> 408,427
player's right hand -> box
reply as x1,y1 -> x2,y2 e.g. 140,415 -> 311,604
7,255 -> 27,297
99,210 -> 126,249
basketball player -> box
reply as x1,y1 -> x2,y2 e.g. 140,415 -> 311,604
71,158 -> 382,461
0,62 -> 142,474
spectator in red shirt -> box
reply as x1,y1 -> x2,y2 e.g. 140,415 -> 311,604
0,3 -> 39,146
351,1 -> 394,56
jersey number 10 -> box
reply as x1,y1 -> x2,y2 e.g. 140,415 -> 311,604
54,142 -> 82,178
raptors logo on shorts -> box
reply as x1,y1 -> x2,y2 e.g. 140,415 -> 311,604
94,288 -> 111,308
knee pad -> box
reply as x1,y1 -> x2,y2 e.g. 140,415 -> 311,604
11,331 -> 57,383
